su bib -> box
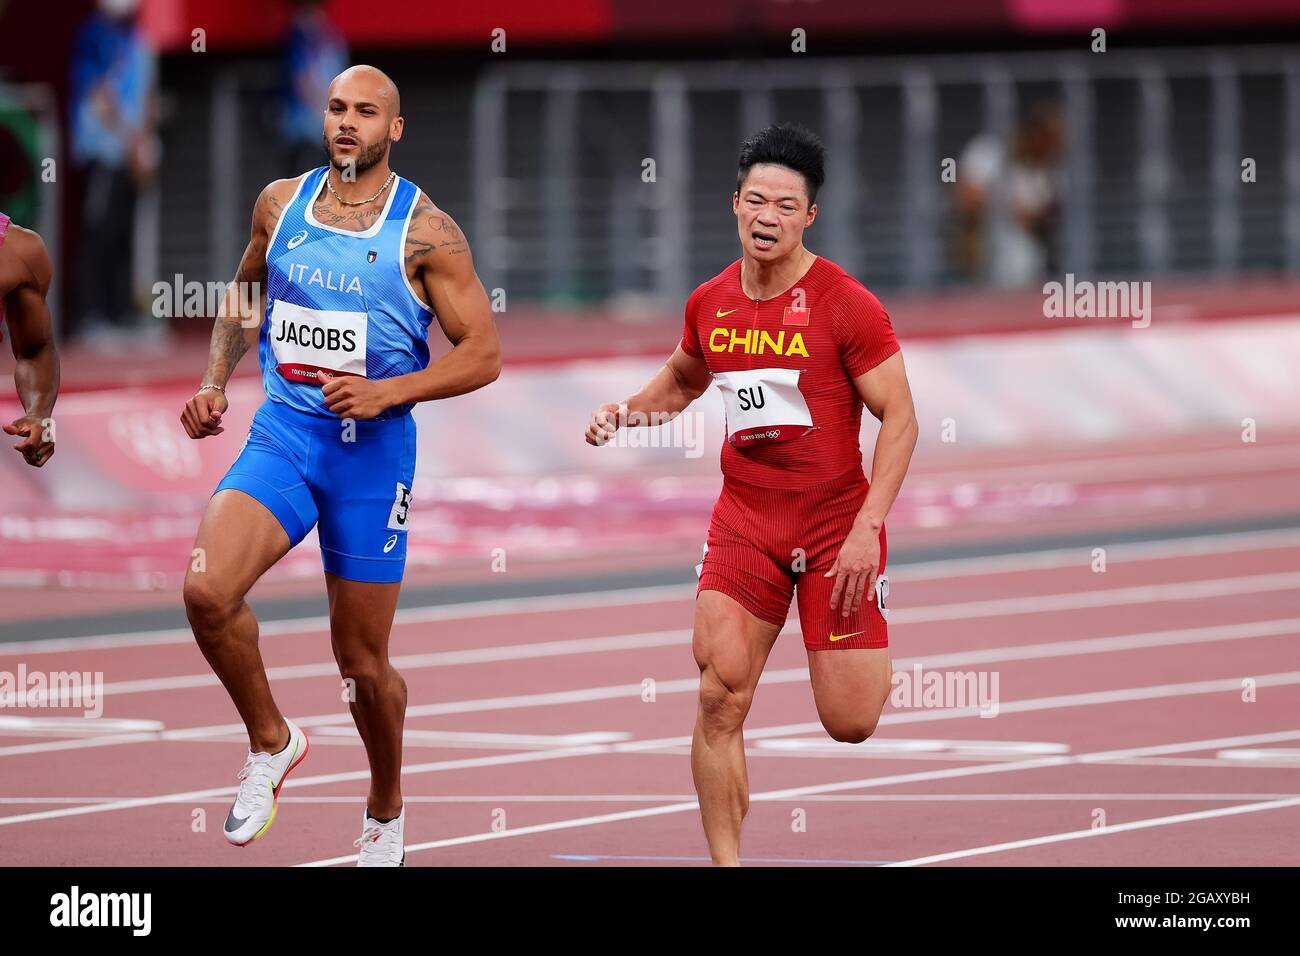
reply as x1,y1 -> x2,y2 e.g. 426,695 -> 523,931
713,367 -> 814,446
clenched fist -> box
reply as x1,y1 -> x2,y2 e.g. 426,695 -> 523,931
320,371 -> 395,420
181,387 -> 228,439
584,402 -> 627,446
5,415 -> 55,466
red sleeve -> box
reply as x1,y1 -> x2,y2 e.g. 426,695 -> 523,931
679,285 -> 704,358
829,280 -> 900,378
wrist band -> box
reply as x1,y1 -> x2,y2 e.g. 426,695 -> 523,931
197,384 -> 225,394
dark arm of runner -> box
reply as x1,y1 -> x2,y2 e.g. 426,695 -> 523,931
5,230 -> 59,423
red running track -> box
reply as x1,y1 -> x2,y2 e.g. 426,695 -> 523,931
1,526 -> 1298,866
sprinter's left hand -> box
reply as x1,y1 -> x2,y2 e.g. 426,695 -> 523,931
320,372 -> 394,420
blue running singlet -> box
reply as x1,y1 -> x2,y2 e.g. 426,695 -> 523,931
214,168 -> 432,582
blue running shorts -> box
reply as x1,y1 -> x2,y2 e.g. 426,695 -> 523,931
214,399 -> 416,583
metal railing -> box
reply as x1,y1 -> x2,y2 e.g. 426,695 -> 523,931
175,46 -> 1300,309
471,46 -> 1300,305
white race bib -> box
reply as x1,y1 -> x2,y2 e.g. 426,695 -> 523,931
713,367 -> 814,446
269,299 -> 368,384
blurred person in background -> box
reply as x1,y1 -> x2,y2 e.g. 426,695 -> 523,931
281,0 -> 348,176
955,100 -> 1063,286
68,0 -> 159,346
0,212 -> 60,468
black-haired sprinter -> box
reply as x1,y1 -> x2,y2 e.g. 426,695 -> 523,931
586,124 -> 919,865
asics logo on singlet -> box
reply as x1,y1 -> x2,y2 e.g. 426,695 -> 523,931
285,262 -> 364,296
709,327 -> 809,357
383,534 -> 399,553
286,230 -> 309,249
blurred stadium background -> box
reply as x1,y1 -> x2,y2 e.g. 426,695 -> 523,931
4,0 -> 1300,872
1,0 -> 1298,626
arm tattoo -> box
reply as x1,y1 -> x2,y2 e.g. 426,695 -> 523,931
204,312 -> 249,387
264,194 -> 283,231
404,235 -> 433,265
405,203 -> 470,270
203,184 -> 278,385
215,316 -> 248,365
404,197 -> 471,275
431,215 -> 469,253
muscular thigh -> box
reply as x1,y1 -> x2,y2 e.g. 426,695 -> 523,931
693,589 -> 783,696
188,489 -> 293,598
694,478 -> 798,686
793,473 -> 889,652
807,646 -> 892,728
312,415 -> 415,586
325,573 -> 402,665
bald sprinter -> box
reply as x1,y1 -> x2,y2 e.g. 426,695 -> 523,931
180,65 -> 500,866
320,65 -> 401,173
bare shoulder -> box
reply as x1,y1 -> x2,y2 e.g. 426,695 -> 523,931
404,191 -> 471,271
4,224 -> 52,294
254,176 -> 303,235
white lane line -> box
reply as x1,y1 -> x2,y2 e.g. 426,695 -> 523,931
887,570 -> 1300,625
887,616 -> 1300,670
1100,757 -> 1300,769
22,578 -> 1300,705
3,791 -> 1296,806
296,728 -> 1300,866
882,796 -> 1300,867
335,642 -> 1293,735
676,671 -> 1300,750
756,739 -> 1070,756
157,731 -> 616,754
311,727 -> 630,748
3,614 -> 1296,758
1216,748 -> 1300,763
744,792 -> 1300,803
8,526 -> 1300,657
0,745 -> 617,827
881,671 -> 1300,726
0,733 -> 163,758
6,671 -> 1293,832
0,717 -> 163,735
83,628 -> 695,698
0,584 -> 697,656
736,749 -> 1055,763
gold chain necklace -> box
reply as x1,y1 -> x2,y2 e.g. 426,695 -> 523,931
325,169 -> 395,207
